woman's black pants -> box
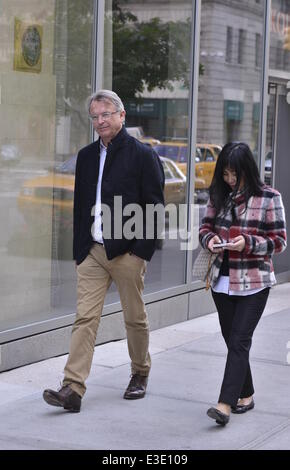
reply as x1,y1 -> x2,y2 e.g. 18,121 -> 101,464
211,287 -> 270,407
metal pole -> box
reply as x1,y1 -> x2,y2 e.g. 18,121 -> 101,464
185,0 -> 201,286
259,0 -> 271,180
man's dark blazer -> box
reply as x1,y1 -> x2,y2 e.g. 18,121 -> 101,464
73,126 -> 165,265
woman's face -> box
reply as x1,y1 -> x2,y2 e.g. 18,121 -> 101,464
223,167 -> 244,191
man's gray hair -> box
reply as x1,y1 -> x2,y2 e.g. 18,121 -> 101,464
87,89 -> 125,114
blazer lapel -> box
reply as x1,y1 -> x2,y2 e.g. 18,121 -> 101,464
102,126 -> 128,179
85,140 -> 100,186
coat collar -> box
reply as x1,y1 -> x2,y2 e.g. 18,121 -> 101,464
97,126 -> 129,152
97,126 -> 130,178
228,188 -> 247,206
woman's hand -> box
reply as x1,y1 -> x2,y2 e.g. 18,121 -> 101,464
207,235 -> 224,253
226,235 -> 245,252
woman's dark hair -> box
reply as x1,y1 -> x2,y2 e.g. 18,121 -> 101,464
209,142 -> 264,215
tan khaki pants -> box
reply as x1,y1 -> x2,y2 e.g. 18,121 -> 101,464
63,244 -> 151,397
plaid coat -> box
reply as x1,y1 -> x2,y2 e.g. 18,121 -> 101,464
199,186 -> 287,291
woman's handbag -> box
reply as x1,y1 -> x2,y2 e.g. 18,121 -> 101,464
192,248 -> 218,290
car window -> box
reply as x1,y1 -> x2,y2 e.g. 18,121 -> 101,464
154,145 -> 180,162
205,149 -> 215,161
179,147 -> 188,162
197,147 -> 206,162
126,127 -> 144,139
213,146 -> 221,156
166,160 -> 182,179
265,152 -> 272,170
33,187 -> 73,201
57,155 -> 77,174
60,189 -> 74,201
162,161 -> 174,180
195,148 -> 202,162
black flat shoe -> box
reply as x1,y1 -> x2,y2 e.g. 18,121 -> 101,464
231,399 -> 254,414
207,407 -> 230,426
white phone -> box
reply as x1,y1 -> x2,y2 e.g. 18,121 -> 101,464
212,242 -> 232,248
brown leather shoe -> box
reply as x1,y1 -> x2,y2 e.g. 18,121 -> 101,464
43,385 -> 81,412
123,374 -> 148,400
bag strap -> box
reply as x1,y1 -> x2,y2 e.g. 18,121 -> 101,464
205,252 -> 218,290
205,253 -> 212,290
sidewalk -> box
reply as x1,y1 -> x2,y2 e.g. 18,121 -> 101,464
0,283 -> 290,450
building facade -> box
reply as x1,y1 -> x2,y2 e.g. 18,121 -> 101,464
0,0 -> 289,370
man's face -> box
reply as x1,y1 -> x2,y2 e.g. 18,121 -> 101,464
89,99 -> 125,145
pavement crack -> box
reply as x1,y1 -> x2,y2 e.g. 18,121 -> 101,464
0,431 -> 92,450
180,347 -> 289,367
239,418 -> 290,450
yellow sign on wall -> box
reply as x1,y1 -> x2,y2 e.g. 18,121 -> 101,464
14,18 -> 42,73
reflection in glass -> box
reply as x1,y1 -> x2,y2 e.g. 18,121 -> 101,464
270,0 -> 290,73
103,0 -> 193,292
0,1 -> 94,332
267,2 -> 290,277
193,0 -> 266,282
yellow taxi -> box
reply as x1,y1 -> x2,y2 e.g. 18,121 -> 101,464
126,126 -> 160,146
153,141 -> 222,190
195,143 -> 222,189
17,155 -> 186,225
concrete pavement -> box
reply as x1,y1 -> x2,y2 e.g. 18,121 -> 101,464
0,282 -> 290,450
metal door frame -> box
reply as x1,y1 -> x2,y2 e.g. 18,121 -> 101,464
267,78 -> 289,188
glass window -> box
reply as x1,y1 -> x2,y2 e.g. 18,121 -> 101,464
179,146 -> 188,163
270,0 -> 290,73
103,0 -> 193,292
226,26 -> 233,63
0,0 -> 94,333
153,145 -> 180,162
195,148 -> 202,162
205,149 -> 214,161
167,160 -> 184,179
193,0 -> 266,281
255,33 -> 262,68
266,1 -> 290,276
238,29 -> 247,65
162,161 -> 174,180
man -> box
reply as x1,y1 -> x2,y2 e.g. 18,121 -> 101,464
43,90 -> 164,412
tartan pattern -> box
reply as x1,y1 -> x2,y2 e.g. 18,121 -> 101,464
199,186 -> 287,291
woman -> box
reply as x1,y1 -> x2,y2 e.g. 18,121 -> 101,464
199,142 -> 287,426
